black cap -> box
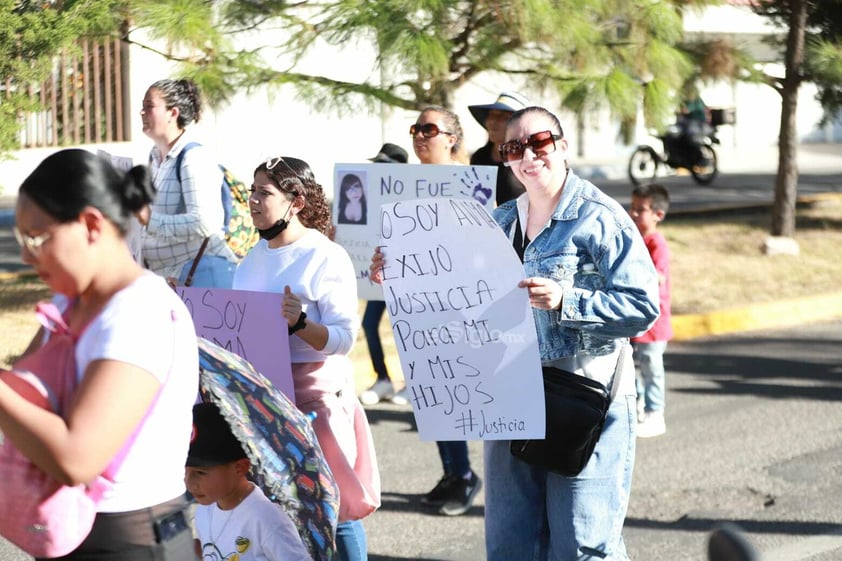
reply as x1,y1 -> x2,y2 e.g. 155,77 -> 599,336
186,402 -> 247,467
369,143 -> 408,163
468,91 -> 530,129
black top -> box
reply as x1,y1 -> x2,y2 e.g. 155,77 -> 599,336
470,141 -> 526,206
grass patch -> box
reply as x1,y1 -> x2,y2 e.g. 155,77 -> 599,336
664,201 -> 842,314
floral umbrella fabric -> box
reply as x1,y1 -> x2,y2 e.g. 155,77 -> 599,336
197,337 -> 339,561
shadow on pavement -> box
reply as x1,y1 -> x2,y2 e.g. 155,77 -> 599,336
363,406 -> 419,433
626,515 -> 841,537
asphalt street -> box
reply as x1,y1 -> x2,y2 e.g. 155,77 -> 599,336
0,321 -> 840,561
357,320 -> 842,561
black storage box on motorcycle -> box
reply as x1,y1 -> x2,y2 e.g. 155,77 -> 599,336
710,107 -> 736,127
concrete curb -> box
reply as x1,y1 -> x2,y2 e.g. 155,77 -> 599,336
3,264 -> 840,342
672,292 -> 842,341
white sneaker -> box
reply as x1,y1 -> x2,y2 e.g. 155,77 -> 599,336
637,411 -> 666,438
391,387 -> 411,406
359,380 -> 394,406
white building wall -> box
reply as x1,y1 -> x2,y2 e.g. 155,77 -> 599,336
1,4 -> 836,195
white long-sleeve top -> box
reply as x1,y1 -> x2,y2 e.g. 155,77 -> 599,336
233,230 -> 359,363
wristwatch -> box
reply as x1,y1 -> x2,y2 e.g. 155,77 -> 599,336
288,311 -> 307,335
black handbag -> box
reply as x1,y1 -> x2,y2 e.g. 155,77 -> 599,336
508,216 -> 625,476
509,349 -> 624,476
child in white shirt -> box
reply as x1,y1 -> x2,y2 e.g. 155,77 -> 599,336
185,402 -> 313,561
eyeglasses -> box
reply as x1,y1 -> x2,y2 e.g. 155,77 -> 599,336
13,226 -> 52,256
499,130 -> 562,166
266,156 -> 299,172
409,123 -> 454,139
264,156 -> 302,197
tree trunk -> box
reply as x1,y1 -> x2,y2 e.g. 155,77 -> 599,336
771,0 -> 808,237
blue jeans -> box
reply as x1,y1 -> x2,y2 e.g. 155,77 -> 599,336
438,440 -> 471,478
336,520 -> 367,561
484,395 -> 636,561
177,254 -> 236,289
633,341 -> 668,413
362,301 -> 389,381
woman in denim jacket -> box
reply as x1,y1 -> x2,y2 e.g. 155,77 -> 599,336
487,106 -> 659,561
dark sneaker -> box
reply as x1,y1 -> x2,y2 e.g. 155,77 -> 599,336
439,470 -> 482,516
421,475 -> 460,506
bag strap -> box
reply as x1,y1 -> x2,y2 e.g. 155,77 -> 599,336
184,237 -> 210,287
607,344 -> 627,402
174,142 -> 202,184
513,216 -> 527,262
35,302 -> 172,484
100,310 -> 178,481
174,141 -> 222,274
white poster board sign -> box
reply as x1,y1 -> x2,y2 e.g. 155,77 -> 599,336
177,287 -> 295,399
333,163 -> 497,300
97,149 -> 134,171
378,197 -> 545,441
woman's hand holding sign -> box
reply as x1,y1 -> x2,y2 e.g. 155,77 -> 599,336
369,246 -> 386,285
518,277 -> 564,311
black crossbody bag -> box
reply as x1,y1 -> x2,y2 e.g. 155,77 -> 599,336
508,218 -> 623,476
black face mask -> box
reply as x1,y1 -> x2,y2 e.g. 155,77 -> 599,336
258,218 -> 288,240
258,200 -> 296,240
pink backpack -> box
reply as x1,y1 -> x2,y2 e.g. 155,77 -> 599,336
0,303 -> 144,558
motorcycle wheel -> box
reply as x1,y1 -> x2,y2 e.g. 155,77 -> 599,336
628,146 -> 659,186
691,145 -> 718,185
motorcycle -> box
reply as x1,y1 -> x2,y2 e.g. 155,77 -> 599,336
628,119 -> 721,186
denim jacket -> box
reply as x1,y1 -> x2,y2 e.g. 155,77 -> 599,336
493,170 -> 659,362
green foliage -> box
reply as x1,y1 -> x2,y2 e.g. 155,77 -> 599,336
750,0 -> 842,118
0,0 -> 123,155
124,0 -> 700,132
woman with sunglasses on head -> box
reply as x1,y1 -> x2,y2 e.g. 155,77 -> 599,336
3,149 -> 199,559
140,78 -> 238,288
232,157 -> 380,561
488,107 -> 658,560
403,106 -> 483,517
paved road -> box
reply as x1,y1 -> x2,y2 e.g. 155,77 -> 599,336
356,320 -> 842,561
598,171 -> 842,215
1,319 -> 841,561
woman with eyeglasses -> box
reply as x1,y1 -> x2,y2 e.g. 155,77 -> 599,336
140,78 -> 238,288
4,149 -> 199,559
337,173 -> 367,225
232,157 -> 380,561
404,106 -> 483,517
487,107 -> 658,560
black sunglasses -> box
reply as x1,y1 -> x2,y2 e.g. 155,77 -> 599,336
499,130 -> 562,166
409,122 -> 455,139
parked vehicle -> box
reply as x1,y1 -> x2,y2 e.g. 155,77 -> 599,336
628,120 -> 721,185
629,107 -> 736,186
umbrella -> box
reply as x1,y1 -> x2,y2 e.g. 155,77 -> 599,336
197,337 -> 339,561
